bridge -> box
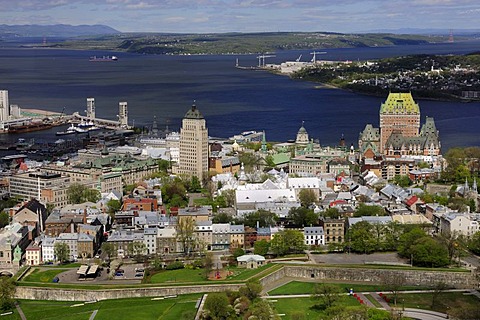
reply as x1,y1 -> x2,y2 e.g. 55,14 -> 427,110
71,112 -> 131,130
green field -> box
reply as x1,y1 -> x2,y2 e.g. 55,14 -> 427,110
22,268 -> 68,283
269,296 -> 362,319
268,281 -> 431,295
146,263 -> 278,284
3,294 -> 201,320
392,292 -> 480,314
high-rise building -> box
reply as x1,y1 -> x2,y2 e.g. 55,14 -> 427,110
379,92 -> 420,153
118,101 -> 128,127
86,97 -> 95,119
0,90 -> 10,123
177,103 -> 209,183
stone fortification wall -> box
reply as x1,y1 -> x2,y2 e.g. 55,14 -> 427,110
15,283 -> 244,302
282,266 -> 476,288
259,265 -> 286,287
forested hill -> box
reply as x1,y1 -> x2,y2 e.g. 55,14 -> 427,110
37,32 -> 449,55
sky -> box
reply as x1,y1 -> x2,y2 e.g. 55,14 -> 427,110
0,0 -> 479,33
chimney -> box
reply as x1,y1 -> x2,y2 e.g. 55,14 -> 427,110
71,222 -> 74,233
83,208 -> 87,225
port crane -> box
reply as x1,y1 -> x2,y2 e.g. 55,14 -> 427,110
256,54 -> 276,67
310,51 -> 327,63
296,54 -> 302,62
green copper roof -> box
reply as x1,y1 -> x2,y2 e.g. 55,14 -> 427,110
380,92 -> 420,114
184,103 -> 204,119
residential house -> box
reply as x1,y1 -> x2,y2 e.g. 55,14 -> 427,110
212,223 -> 230,250
320,218 -> 345,245
236,254 -> 266,269
229,225 -> 245,250
303,226 -> 325,246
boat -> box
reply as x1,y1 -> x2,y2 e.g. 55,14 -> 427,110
7,121 -> 53,134
89,55 -> 118,62
77,120 -> 95,128
15,138 -> 35,151
56,124 -> 78,136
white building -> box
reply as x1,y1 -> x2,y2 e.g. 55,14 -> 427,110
41,236 -> 56,262
0,90 -> 9,123
144,227 -> 157,255
440,213 -> 479,237
304,226 -> 325,246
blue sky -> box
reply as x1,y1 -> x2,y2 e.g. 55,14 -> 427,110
0,0 -> 479,33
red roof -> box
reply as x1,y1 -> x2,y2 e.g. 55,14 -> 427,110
405,195 -> 419,206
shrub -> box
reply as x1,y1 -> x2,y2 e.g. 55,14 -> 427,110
165,261 -> 184,270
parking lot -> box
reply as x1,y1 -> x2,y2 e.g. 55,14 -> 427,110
53,263 -> 145,285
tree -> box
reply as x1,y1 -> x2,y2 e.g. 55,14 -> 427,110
254,239 -> 270,256
127,242 -> 147,261
248,299 -> 280,320
67,183 -> 100,204
204,292 -> 231,319
161,178 -> 188,208
393,175 -> 412,187
298,189 -> 318,208
101,242 -> 116,261
381,273 -> 406,306
203,252 -> 214,280
177,217 -> 196,255
220,189 -> 236,207
54,241 -> 70,264
232,248 -> 245,259
354,203 -> 385,217
0,277 -> 15,311
312,282 -> 341,309
347,221 -> 376,254
468,231 -> 480,255
322,207 -> 340,219
270,229 -> 306,256
397,227 -> 428,258
243,209 -> 278,228
212,212 -> 233,224
431,281 -> 448,308
188,176 -> 202,193
239,279 -> 263,301
410,237 -> 449,267
0,211 -> 9,228
287,207 -> 318,226
106,199 -> 121,216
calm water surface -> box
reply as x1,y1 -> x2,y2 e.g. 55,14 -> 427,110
0,40 -> 479,150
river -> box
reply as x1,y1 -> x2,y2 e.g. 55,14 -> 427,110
0,40 -> 479,151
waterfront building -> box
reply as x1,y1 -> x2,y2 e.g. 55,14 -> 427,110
0,90 -> 9,123
118,101 -> 128,127
177,103 -> 209,183
86,97 -> 95,120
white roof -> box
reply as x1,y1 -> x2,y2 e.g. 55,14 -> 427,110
236,254 -> 266,262
287,177 -> 320,189
236,188 -> 297,204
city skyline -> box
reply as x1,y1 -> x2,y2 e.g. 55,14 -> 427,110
0,0 -> 479,34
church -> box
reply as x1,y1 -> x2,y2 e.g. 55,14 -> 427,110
359,92 -> 441,160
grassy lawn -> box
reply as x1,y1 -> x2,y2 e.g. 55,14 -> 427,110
22,268 -> 68,283
392,292 -> 480,314
146,263 -> 279,284
269,296 -> 362,319
8,294 -> 201,320
268,280 -> 431,295
148,268 -> 207,283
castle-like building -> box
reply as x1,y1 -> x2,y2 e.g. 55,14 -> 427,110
359,92 -> 441,159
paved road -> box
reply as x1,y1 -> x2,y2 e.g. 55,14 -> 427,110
14,302 -> 26,320
89,310 -> 98,320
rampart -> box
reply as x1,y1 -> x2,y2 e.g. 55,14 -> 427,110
15,265 -> 478,301
15,283 -> 244,302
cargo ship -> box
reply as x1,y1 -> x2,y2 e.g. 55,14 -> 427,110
89,55 -> 118,62
7,121 -> 53,134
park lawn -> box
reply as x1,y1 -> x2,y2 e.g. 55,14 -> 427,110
149,268 -> 207,283
268,280 -> 429,295
226,263 -> 279,281
270,295 -> 361,319
15,294 -> 201,320
22,268 -> 68,283
392,292 -> 480,314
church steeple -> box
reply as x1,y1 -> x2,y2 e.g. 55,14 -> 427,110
473,177 -> 477,193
